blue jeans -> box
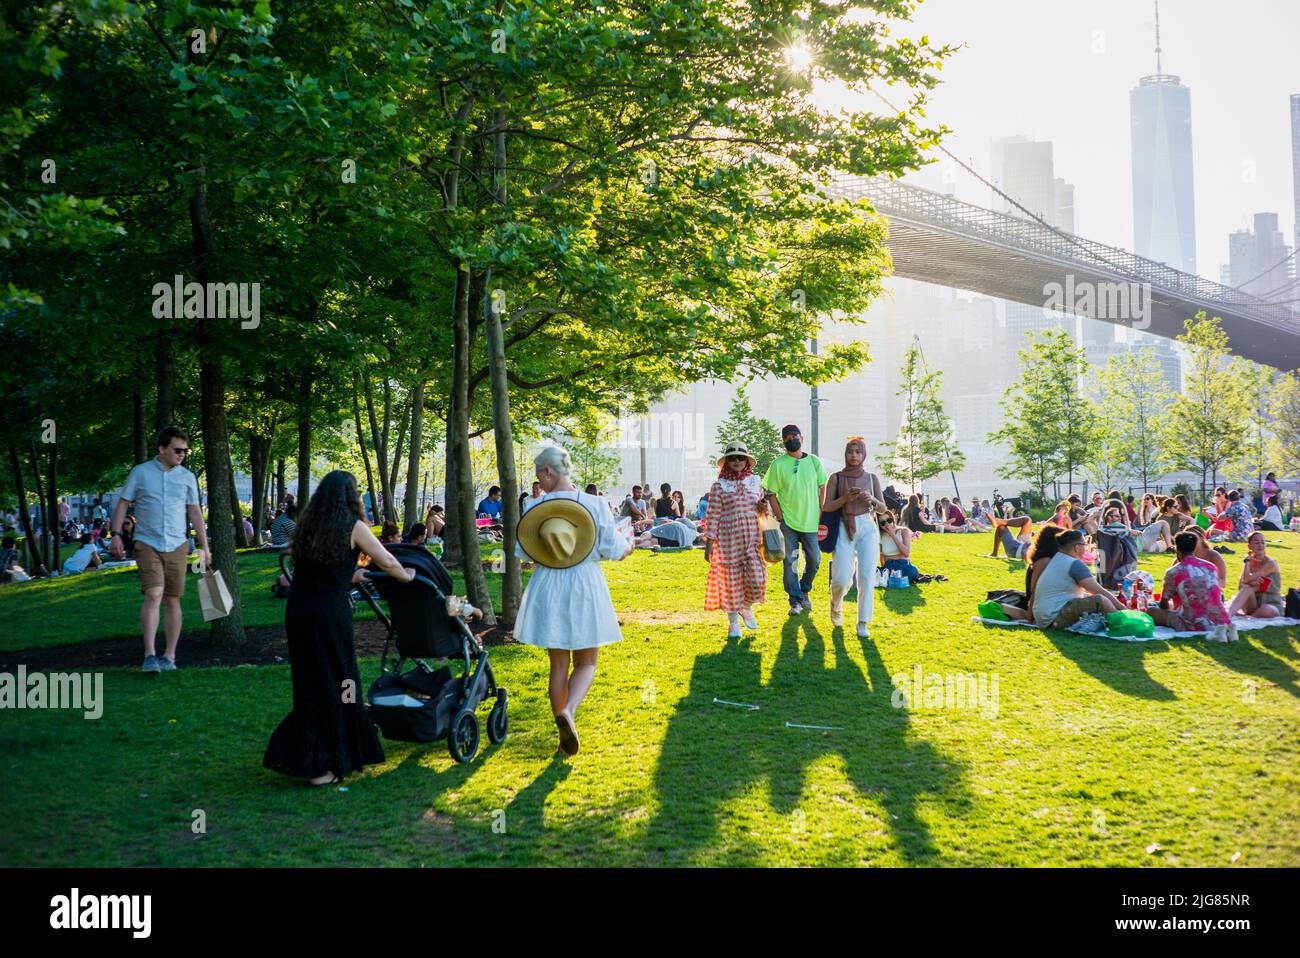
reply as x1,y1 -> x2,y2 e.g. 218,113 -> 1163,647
883,557 -> 921,583
781,522 -> 822,604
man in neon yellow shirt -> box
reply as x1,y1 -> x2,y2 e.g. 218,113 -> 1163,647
762,424 -> 828,615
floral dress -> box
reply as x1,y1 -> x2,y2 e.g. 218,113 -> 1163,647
703,474 -> 766,612
1225,501 -> 1254,542
1162,556 -> 1231,632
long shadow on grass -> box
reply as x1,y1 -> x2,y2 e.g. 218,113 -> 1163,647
1195,626 -> 1300,699
642,617 -> 961,864
1037,629 -> 1179,701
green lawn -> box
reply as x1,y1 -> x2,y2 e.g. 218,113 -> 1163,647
2,532 -> 1298,866
0,544 -> 507,652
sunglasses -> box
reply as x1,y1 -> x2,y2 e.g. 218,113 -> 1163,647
726,456 -> 746,462
170,446 -> 189,455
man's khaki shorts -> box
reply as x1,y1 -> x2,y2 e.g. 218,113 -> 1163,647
136,542 -> 190,597
1050,594 -> 1108,629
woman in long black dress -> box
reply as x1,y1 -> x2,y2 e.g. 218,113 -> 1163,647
264,470 -> 415,786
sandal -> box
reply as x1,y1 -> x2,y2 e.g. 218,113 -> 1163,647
933,574 -> 949,582
310,774 -> 341,787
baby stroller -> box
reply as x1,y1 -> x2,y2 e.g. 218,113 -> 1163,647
360,543 -> 507,763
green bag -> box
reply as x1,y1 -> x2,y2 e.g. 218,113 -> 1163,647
1195,513 -> 1210,529
978,600 -> 1011,621
1106,609 -> 1155,638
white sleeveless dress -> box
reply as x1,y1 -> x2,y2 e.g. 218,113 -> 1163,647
513,490 -> 630,650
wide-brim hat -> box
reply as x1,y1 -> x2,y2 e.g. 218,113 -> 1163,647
517,496 -> 597,569
717,442 -> 757,470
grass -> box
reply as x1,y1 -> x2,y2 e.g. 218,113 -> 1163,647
0,543 -> 507,652
1,531 -> 1298,866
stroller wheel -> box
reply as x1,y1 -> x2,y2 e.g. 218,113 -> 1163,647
447,708 -> 480,764
487,688 -> 508,745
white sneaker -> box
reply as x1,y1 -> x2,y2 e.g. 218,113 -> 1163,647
856,622 -> 869,639
740,607 -> 758,631
830,607 -> 843,627
1226,622 -> 1240,642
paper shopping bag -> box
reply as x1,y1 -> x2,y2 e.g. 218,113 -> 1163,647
198,569 -> 234,621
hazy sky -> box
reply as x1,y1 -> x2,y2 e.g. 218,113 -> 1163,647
820,0 -> 1299,282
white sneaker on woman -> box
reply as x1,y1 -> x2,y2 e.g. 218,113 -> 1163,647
857,622 -> 870,639
740,607 -> 758,631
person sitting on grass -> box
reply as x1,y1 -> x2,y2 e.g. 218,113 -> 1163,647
1227,531 -> 1282,620
879,511 -> 946,583
988,515 -> 1034,559
62,532 -> 102,575
270,504 -> 297,546
424,503 -> 446,539
1222,490 -> 1255,542
380,521 -> 401,544
403,522 -> 428,546
1181,524 -> 1227,587
946,497 -> 970,531
1031,529 -> 1123,629
1259,495 -> 1285,532
1149,531 -> 1234,637
1048,500 -> 1076,530
992,523 -> 1064,622
900,493 -> 938,533
1136,509 -> 1176,553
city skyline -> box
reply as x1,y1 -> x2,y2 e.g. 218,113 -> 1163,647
817,0 -> 1299,284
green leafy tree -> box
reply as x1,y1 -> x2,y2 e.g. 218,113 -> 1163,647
1234,363 -> 1277,488
880,340 -> 964,493
1090,347 -> 1172,493
1161,313 -> 1251,501
715,388 -> 782,475
1271,372 -> 1300,480
989,329 -> 1098,501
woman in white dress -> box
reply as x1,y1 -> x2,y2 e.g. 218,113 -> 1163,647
514,446 -> 630,755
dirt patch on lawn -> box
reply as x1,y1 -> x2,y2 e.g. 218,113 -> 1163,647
0,619 -> 516,673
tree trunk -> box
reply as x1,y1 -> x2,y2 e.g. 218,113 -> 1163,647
404,380 -> 425,528
450,267 -> 495,623
389,398 -> 411,512
484,105 -> 520,619
132,359 -> 148,465
442,403 -> 462,567
364,376 -> 394,523
8,443 -> 47,576
27,440 -> 47,569
249,432 -> 271,540
190,159 -> 244,643
275,457 -> 286,509
155,332 -> 175,433
46,439 -> 59,573
296,371 -> 312,508
230,461 -> 248,548
352,380 -> 378,525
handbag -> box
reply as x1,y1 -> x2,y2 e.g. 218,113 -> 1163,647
818,474 -> 841,555
197,568 -> 234,621
1285,588 -> 1300,620
758,513 -> 785,564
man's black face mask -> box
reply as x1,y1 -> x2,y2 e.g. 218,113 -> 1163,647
783,437 -> 801,452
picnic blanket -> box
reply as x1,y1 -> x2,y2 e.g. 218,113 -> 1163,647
970,614 -> 1300,643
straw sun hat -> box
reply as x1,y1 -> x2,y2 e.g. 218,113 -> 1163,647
717,442 -> 757,470
516,494 -> 597,569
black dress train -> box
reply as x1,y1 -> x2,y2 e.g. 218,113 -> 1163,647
263,545 -> 385,778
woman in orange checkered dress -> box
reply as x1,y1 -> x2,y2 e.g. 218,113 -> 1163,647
704,443 -> 767,638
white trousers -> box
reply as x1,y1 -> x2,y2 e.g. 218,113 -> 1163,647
830,518 -> 880,624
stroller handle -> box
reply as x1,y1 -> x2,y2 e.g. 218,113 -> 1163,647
363,569 -> 449,600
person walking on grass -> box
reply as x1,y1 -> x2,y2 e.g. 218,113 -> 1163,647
109,427 -> 209,674
515,446 -> 631,756
704,443 -> 766,639
822,437 -> 885,638
264,470 -> 420,786
762,424 -> 828,617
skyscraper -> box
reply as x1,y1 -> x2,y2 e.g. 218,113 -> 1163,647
1129,5 -> 1196,275
1291,94 -> 1300,259
1227,213 -> 1292,297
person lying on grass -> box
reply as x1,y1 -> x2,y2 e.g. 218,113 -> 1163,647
987,515 -> 1033,559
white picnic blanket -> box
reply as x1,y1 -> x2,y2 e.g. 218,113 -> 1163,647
970,614 -> 1300,643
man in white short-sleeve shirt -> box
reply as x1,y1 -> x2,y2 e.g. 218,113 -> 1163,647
110,427 -> 209,673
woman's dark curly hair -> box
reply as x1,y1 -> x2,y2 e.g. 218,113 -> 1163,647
291,470 -> 362,565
